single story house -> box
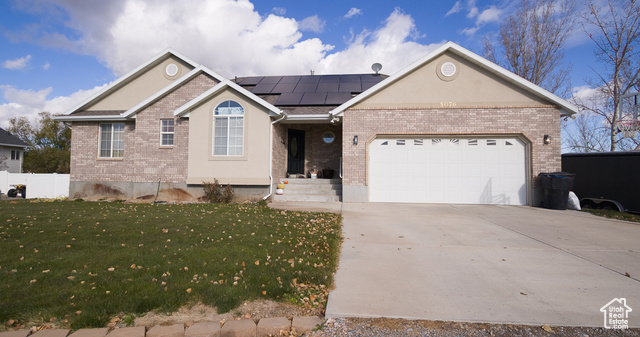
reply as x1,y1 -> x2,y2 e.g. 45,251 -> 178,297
0,127 -> 29,173
55,42 -> 577,205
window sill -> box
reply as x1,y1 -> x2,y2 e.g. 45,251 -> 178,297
97,157 -> 124,161
159,146 -> 174,149
208,155 -> 248,161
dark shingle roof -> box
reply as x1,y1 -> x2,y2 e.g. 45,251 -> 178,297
236,74 -> 387,115
0,127 -> 29,147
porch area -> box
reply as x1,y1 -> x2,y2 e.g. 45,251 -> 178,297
272,122 -> 343,202
272,178 -> 342,202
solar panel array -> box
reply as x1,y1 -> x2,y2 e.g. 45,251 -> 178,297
238,74 -> 384,106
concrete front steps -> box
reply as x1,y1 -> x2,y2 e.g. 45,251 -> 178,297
0,316 -> 323,337
272,178 -> 342,202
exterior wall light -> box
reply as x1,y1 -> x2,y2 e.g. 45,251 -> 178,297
353,135 -> 358,145
543,135 -> 551,145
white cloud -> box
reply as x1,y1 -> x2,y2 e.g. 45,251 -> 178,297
43,62 -> 51,70
318,8 -> 443,74
446,1 -> 462,16
18,0 -> 441,77
3,55 -> 32,70
461,26 -> 480,36
466,0 -> 479,18
345,8 -> 362,18
461,4 -> 503,36
37,0 -> 333,77
476,6 -> 502,25
272,7 -> 286,15
0,85 -> 105,128
299,15 -> 326,33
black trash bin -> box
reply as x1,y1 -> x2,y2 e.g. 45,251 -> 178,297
538,172 -> 575,210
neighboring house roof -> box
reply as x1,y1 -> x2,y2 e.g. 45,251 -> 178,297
236,74 -> 386,116
56,48 -> 206,122
0,127 -> 30,148
174,79 -> 283,117
330,41 -> 580,117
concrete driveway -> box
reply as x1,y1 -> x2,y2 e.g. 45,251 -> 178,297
324,203 -> 640,327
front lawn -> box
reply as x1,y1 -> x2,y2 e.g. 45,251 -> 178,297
0,201 -> 341,329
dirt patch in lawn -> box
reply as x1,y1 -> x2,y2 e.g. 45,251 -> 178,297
131,300 -> 323,328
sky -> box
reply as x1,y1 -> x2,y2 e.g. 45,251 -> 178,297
0,0 -> 607,129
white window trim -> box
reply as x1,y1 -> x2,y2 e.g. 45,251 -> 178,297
99,123 -> 125,158
212,101 -> 245,157
11,150 -> 20,160
160,119 -> 175,147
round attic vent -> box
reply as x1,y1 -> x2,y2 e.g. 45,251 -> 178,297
165,63 -> 179,77
441,62 -> 457,77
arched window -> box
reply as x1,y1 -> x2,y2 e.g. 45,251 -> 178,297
213,100 -> 244,156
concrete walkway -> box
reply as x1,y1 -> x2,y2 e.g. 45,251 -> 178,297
323,203 -> 640,327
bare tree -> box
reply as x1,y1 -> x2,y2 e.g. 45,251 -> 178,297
573,0 -> 640,151
7,112 -> 71,173
484,0 -> 576,96
0,154 -> 8,171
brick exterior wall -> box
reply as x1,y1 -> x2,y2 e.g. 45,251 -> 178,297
342,106 -> 562,189
70,74 -> 218,185
272,123 -> 342,179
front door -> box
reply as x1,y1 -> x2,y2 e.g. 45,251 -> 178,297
287,129 -> 305,175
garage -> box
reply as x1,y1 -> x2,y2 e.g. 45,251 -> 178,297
369,136 -> 527,205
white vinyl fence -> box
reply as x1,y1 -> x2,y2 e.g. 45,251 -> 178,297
0,171 -> 70,199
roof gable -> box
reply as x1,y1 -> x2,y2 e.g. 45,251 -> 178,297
331,42 -> 578,117
62,48 -> 208,116
174,79 -> 283,118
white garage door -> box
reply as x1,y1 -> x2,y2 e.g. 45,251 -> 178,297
369,137 -> 527,205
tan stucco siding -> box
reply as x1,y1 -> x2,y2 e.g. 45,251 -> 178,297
354,52 -> 548,109
187,88 -> 271,185
86,56 -> 195,111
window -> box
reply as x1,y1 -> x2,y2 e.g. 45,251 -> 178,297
213,100 -> 244,156
161,119 -> 174,146
99,123 -> 125,158
322,131 -> 335,144
10,150 -> 20,160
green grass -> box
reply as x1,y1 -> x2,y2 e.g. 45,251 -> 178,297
582,208 -> 640,223
0,200 -> 341,329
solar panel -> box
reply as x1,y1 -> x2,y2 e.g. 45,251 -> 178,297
340,75 -> 361,83
293,82 -> 318,92
260,76 -> 282,84
319,75 -> 341,83
361,74 -> 384,83
361,81 -> 378,91
238,77 -> 262,85
252,82 -> 277,94
275,92 -> 304,105
300,92 -> 327,105
316,82 -> 339,92
279,76 -> 301,84
299,76 -> 321,83
272,83 -> 297,93
326,92 -> 352,105
339,82 -> 362,93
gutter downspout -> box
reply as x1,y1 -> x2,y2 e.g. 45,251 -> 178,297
263,112 -> 287,200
